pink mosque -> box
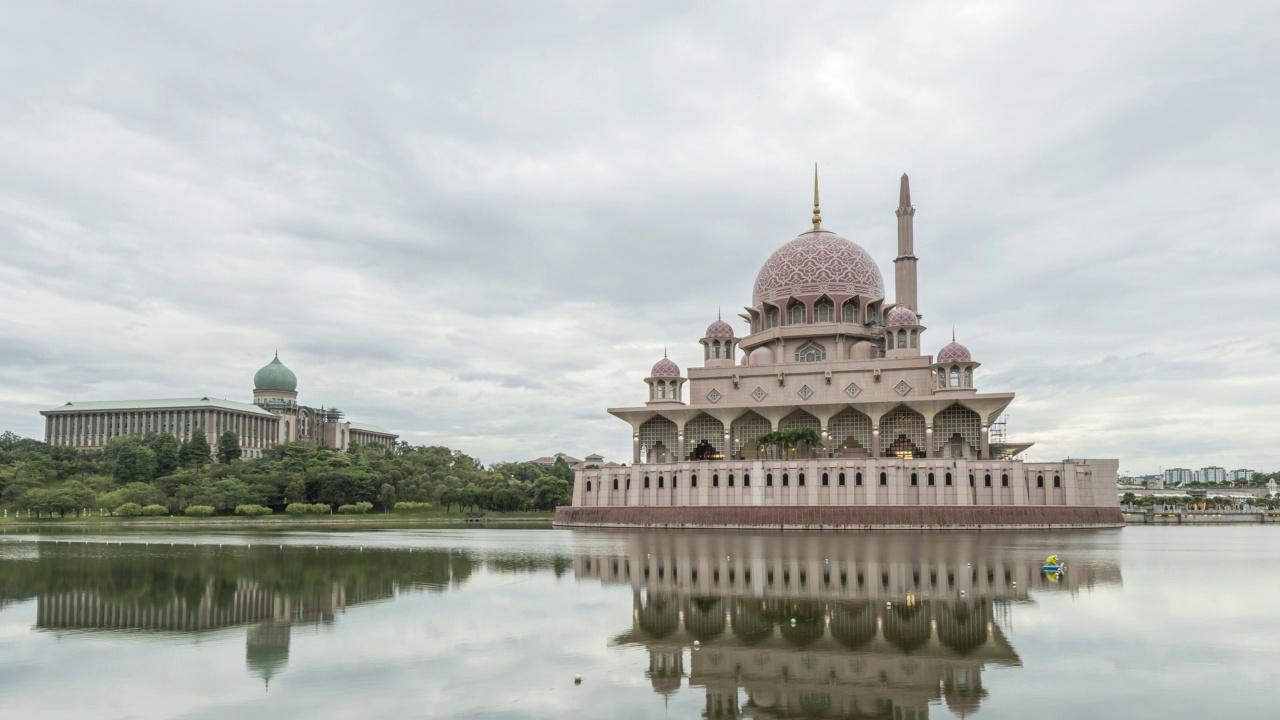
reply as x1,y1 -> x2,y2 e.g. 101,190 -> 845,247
555,171 -> 1122,529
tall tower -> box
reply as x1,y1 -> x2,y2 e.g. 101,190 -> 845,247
894,173 -> 918,311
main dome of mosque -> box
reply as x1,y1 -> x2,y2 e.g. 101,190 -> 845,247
751,229 -> 884,307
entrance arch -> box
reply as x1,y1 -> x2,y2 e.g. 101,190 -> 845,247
880,405 -> 926,458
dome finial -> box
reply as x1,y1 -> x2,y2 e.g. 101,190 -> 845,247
952,326 -> 956,343
812,163 -> 822,231
717,306 -> 722,320
663,344 -> 668,359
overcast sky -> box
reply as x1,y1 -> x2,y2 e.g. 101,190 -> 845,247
2,1 -> 1277,473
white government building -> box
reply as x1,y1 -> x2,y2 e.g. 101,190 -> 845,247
40,354 -> 397,457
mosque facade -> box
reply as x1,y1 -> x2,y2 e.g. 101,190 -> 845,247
555,172 -> 1122,529
39,354 -> 397,457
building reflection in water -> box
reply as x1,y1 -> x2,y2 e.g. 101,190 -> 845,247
576,532 -> 1122,719
10,543 -> 487,688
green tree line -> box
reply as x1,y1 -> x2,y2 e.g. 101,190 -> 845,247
0,430 -> 575,517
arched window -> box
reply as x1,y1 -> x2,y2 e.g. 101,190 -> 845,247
767,307 -> 780,328
938,371 -> 946,389
950,366 -> 961,387
688,474 -> 695,487
586,481 -> 592,492
658,476 -> 665,488
838,472 -> 846,486
656,382 -> 666,399
728,473 -> 735,486
821,472 -> 829,486
984,473 -> 991,487
743,473 -> 750,486
787,302 -> 806,325
1001,473 -> 1009,487
798,472 -> 805,486
910,330 -> 918,348
712,341 -> 721,359
712,474 -> 719,487
963,367 -> 973,387
1036,475 -> 1044,488
766,473 -> 773,486
945,472 -> 953,486
644,476 -> 650,489
897,329 -> 907,348
782,473 -> 789,486
928,472 -> 935,486
855,472 -> 863,485
910,472 -> 918,486
879,472 -> 887,486
1054,475 -> 1061,487
627,478 -> 631,489
815,300 -> 834,323
842,300 -> 859,323
794,341 -> 827,363
887,333 -> 895,350
612,478 -> 618,490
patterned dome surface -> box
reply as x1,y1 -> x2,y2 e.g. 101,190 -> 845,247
253,355 -> 297,392
937,342 -> 972,364
752,230 -> 884,307
705,318 -> 735,338
885,306 -> 919,326
650,357 -> 681,377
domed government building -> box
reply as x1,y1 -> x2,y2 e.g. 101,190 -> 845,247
39,354 -> 397,457
556,171 -> 1122,529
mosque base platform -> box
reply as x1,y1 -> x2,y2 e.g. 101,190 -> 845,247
553,505 -> 1124,530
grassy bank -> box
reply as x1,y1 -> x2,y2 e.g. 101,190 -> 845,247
0,509 -> 554,529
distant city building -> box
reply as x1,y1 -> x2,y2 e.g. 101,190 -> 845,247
39,354 -> 396,458
1164,468 -> 1194,486
531,452 -> 581,467
531,452 -> 621,470
1228,469 -> 1255,482
1200,466 -> 1226,483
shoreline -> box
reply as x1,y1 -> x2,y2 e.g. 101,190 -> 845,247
0,513 -> 554,530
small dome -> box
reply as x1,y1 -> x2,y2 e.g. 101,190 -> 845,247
748,346 -> 774,365
885,306 -> 919,326
650,357 -> 681,377
705,318 -> 735,338
254,355 -> 297,392
937,342 -> 972,364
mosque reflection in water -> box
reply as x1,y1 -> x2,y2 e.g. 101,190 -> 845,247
577,533 -> 1122,719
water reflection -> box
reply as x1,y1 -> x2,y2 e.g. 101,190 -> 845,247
577,532 -> 1123,719
0,542 -> 552,688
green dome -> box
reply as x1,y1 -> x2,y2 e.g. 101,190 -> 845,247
254,354 -> 297,392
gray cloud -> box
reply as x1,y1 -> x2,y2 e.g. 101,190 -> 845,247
1,1 -> 1278,471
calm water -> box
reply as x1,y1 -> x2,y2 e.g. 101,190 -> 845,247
0,525 -> 1274,719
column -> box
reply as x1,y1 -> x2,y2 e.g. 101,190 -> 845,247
723,430 -> 731,460
871,425 -> 880,458
980,425 -> 989,460
820,425 -> 829,458
925,426 -> 934,459
677,432 -> 685,463
633,433 -> 641,464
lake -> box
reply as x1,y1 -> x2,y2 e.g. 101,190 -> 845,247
0,524 -> 1274,719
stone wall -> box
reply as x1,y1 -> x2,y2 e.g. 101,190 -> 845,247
554,505 -> 1124,529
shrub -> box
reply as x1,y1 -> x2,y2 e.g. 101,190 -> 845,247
286,502 -> 330,515
337,501 -> 373,515
141,504 -> 168,516
234,504 -> 273,516
115,502 -> 143,517
393,501 -> 433,513
184,505 -> 215,517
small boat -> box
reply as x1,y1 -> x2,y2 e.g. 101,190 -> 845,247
1043,554 -> 1065,573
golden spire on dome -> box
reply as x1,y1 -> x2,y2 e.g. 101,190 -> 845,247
812,163 -> 822,231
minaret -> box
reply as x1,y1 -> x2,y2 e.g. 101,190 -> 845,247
894,173 -> 918,311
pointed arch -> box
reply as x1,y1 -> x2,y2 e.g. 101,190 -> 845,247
685,413 -> 725,460
880,405 -> 926,458
786,298 -> 807,325
841,297 -> 860,324
934,404 -> 981,457
639,416 -> 678,464
813,295 -> 835,323
829,408 -> 873,458
730,411 -> 770,459
794,340 -> 827,363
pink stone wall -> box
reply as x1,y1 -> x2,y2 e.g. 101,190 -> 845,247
554,505 -> 1124,529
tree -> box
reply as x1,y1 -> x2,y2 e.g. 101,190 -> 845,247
147,433 -> 181,476
379,483 -> 396,512
217,431 -> 242,464
112,441 -> 157,485
549,457 -> 575,483
532,476 -> 571,510
1122,491 -> 1136,506
181,428 -> 212,469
